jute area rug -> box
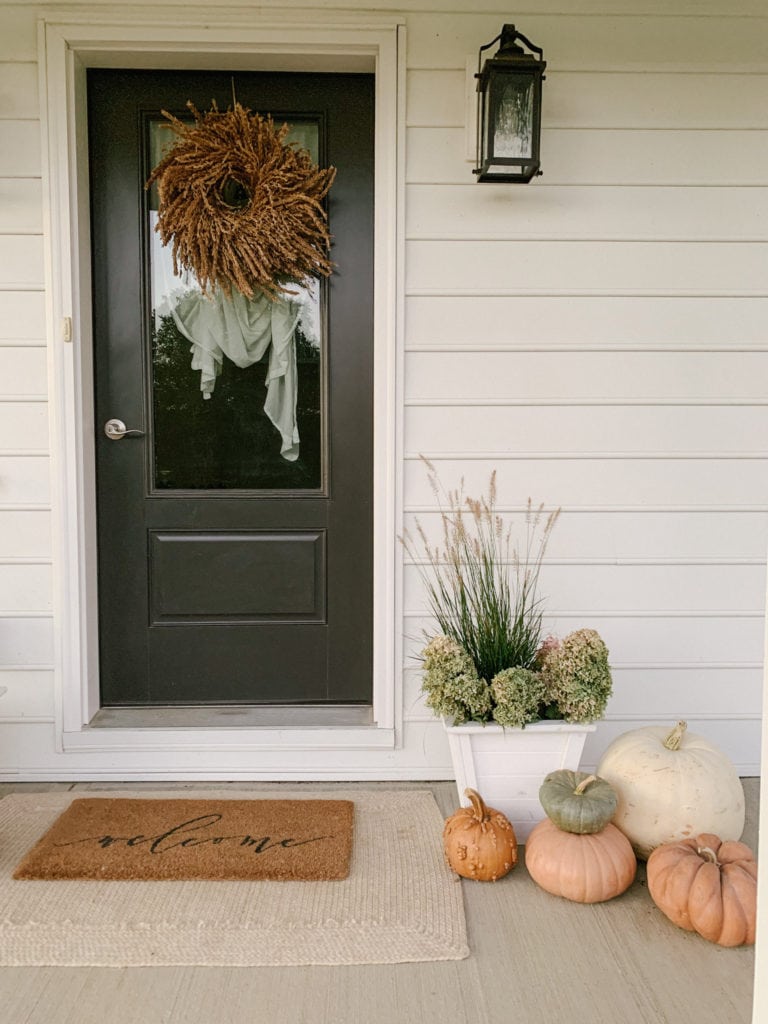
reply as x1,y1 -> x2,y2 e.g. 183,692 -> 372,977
0,789 -> 469,967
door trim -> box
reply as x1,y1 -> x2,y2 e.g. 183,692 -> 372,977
40,16 -> 404,754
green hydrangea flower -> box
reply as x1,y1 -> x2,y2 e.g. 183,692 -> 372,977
490,667 -> 546,728
540,628 -> 612,723
420,635 -> 492,725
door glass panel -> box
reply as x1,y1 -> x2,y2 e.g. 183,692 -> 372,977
148,116 -> 323,491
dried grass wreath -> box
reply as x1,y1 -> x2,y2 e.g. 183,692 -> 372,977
146,101 -> 337,300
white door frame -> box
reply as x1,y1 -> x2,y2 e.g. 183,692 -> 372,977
39,14 -> 404,760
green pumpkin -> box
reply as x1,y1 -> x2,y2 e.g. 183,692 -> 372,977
539,770 -> 618,835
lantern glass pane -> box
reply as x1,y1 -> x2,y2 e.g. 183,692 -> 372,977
492,74 -> 534,159
480,89 -> 491,169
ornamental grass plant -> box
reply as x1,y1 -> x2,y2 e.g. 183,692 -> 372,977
402,460 -> 559,683
403,460 -> 612,727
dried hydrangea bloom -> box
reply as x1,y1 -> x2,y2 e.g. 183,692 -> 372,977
539,628 -> 612,723
533,634 -> 560,669
421,635 -> 492,725
490,667 -> 546,728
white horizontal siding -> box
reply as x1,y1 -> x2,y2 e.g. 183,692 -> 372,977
408,128 -> 768,186
0,0 -> 43,437
404,509 -> 768,561
547,73 -> 767,130
406,351 -> 768,400
0,63 -> 38,120
0,347 -> 46,395
0,121 -> 41,177
404,563 -> 767,615
602,667 -> 764,719
407,13 -> 768,71
404,457 -> 768,508
0,10 -> 36,62
0,564 -> 51,611
408,70 -> 767,129
0,457 -> 50,504
0,235 -> 44,288
0,616 -> 53,667
406,406 -> 768,455
0,669 -> 54,721
401,0 -> 767,782
406,295 -> 768,347
0,23 -> 49,747
0,292 -> 46,341
407,186 -> 768,241
407,240 -> 768,295
0,401 -> 49,450
0,509 -> 51,557
6,0 -> 766,12
0,179 -> 42,233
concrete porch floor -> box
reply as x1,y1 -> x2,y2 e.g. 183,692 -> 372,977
0,778 -> 759,1024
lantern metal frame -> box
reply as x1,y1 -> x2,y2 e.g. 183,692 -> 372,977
474,24 -> 546,184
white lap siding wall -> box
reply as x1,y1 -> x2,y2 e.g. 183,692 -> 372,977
402,4 -> 768,775
0,0 -> 766,776
0,28 -> 54,746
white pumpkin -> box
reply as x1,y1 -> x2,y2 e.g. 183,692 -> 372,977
596,721 -> 745,860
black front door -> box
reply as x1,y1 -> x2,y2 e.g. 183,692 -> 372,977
88,69 -> 374,706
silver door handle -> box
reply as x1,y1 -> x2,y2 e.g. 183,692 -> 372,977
104,418 -> 145,440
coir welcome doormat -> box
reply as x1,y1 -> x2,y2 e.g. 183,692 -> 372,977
12,797 -> 353,882
0,789 -> 469,966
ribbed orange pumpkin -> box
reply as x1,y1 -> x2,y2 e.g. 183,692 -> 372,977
646,833 -> 757,946
443,788 -> 518,881
525,819 -> 636,903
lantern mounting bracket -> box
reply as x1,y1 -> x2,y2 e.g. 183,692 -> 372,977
476,25 -> 543,72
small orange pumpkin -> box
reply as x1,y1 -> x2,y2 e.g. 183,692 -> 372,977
525,818 -> 636,903
443,788 -> 518,881
646,833 -> 757,947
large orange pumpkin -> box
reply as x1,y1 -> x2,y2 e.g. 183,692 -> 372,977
443,788 -> 518,882
525,818 -> 636,903
646,832 -> 757,947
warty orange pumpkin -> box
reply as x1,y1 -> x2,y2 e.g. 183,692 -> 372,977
443,788 -> 518,882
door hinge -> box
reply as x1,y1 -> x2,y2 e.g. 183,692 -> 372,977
62,316 -> 73,343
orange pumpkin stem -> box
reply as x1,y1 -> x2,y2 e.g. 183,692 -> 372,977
464,788 -> 490,823
663,721 -> 687,751
573,774 -> 598,795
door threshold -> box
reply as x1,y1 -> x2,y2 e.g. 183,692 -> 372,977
89,705 -> 374,730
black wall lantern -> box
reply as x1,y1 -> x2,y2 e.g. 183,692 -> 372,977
474,24 -> 546,183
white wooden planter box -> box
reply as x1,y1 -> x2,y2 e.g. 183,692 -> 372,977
443,719 -> 597,841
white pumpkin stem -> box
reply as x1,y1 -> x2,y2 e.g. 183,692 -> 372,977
464,788 -> 490,823
663,721 -> 688,751
573,774 -> 598,795
697,845 -> 721,867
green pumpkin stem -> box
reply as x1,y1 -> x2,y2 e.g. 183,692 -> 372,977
573,774 -> 598,795
663,721 -> 688,751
